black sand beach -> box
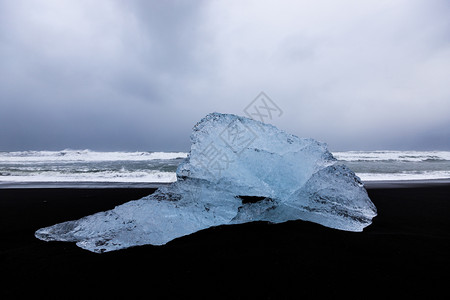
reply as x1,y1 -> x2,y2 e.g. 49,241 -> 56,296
1,184 -> 449,298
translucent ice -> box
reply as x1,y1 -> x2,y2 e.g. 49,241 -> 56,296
35,113 -> 377,253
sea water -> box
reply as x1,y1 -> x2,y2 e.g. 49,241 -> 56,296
0,150 -> 185,187
1,149 -> 450,186
334,151 -> 450,181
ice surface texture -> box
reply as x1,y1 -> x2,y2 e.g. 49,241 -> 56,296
35,113 -> 377,253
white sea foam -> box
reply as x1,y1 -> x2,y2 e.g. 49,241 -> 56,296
0,150 -> 188,163
357,171 -> 450,181
333,150 -> 450,162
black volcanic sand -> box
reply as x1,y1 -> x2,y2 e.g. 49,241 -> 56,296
1,185 -> 449,298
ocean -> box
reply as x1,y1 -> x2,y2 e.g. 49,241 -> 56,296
1,150 -> 450,187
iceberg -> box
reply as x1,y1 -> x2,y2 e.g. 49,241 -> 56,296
35,113 -> 377,253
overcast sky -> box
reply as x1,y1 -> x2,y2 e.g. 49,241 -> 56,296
1,0 -> 449,151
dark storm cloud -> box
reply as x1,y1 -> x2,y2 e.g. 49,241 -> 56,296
0,0 -> 449,151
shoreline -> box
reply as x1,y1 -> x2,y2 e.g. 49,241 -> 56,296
0,181 -> 171,189
363,178 -> 450,188
1,178 -> 450,189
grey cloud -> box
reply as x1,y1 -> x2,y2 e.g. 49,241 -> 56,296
0,0 -> 449,151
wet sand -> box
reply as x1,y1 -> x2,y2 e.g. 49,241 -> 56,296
1,184 -> 449,298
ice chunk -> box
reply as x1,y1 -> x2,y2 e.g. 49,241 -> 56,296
35,113 -> 377,253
